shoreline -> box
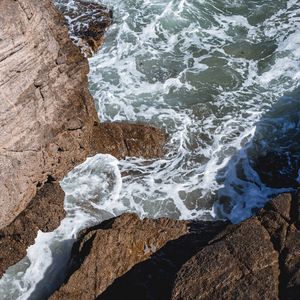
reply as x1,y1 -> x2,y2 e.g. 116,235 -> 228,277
0,0 -> 300,299
0,0 -> 165,279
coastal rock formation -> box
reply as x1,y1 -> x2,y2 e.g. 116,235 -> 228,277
50,193 -> 300,300
50,214 -> 190,300
0,0 -> 165,278
0,122 -> 166,278
172,193 -> 300,300
0,181 -> 65,277
91,122 -> 166,160
0,0 -> 98,229
56,0 -> 113,56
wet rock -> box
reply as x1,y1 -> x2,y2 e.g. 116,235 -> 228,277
252,152 -> 300,188
172,193 -> 300,300
0,182 -> 65,277
57,0 -> 112,56
50,214 -> 190,300
91,122 -> 166,159
49,194 -> 300,300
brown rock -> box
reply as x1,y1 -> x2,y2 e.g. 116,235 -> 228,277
57,0 -> 112,56
91,122 -> 166,159
172,218 -> 279,300
172,193 -> 300,300
50,214 -> 189,300
0,0 -> 98,229
0,181 -> 65,278
96,220 -> 228,300
50,194 -> 300,300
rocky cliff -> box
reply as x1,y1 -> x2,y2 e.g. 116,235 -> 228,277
0,0 -> 98,229
0,0 -> 165,278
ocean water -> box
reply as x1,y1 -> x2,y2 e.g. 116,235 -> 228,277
1,0 -> 300,298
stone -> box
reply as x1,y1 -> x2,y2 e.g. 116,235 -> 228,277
50,214 -> 190,300
91,122 -> 166,160
0,182 -> 65,277
56,0 -> 112,56
172,193 -> 300,300
49,194 -> 300,300
0,0 -> 98,229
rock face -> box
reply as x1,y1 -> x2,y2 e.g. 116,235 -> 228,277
50,193 -> 300,300
91,123 -> 166,160
0,0 -> 166,278
172,193 -> 300,300
0,0 -> 98,229
50,214 -> 191,300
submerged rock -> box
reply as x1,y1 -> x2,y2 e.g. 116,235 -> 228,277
49,193 -> 300,300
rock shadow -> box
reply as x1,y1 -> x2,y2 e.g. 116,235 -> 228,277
95,220 -> 227,300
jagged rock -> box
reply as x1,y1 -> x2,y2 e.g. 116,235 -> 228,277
0,0 -> 98,229
56,0 -> 112,56
91,122 -> 166,159
49,194 -> 300,300
172,193 -> 300,300
0,182 -> 65,277
50,214 -> 190,300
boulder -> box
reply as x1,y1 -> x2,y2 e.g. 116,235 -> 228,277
50,194 -> 300,300
50,214 -> 191,300
172,193 -> 300,300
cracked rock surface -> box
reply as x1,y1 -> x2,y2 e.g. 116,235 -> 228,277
0,0 -> 98,229
49,193 -> 300,300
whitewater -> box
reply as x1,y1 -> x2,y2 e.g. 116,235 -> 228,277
1,0 -> 300,298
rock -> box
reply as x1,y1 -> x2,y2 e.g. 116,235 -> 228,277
91,122 -> 166,159
0,0 -> 98,229
0,0 -> 166,278
96,220 -> 228,300
50,214 -> 190,300
172,219 -> 279,300
49,194 -> 300,300
0,121 -> 166,278
0,181 -> 65,277
172,193 -> 300,300
56,0 -> 112,56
